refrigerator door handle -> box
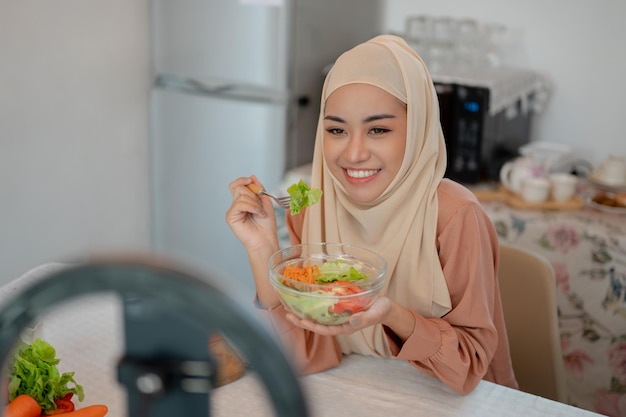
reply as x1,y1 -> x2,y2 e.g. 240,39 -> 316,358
155,73 -> 289,105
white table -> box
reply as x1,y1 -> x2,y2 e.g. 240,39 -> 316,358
212,354 -> 603,417
1,263 -> 607,417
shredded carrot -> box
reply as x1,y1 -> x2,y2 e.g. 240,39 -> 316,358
282,262 -> 320,285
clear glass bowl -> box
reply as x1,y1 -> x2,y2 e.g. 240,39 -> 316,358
268,243 -> 387,325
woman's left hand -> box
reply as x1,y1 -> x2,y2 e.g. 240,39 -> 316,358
285,297 -> 392,336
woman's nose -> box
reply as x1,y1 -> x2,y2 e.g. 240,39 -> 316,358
344,134 -> 370,163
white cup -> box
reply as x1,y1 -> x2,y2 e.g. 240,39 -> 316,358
499,156 -> 547,194
550,173 -> 578,202
521,177 -> 550,203
597,155 -> 626,186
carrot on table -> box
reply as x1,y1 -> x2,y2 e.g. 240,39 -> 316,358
3,394 -> 42,417
51,405 -> 108,417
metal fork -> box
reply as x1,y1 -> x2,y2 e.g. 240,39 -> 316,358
246,183 -> 291,209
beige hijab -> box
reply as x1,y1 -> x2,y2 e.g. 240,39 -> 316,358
302,35 -> 452,356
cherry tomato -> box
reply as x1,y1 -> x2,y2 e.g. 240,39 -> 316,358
329,297 -> 371,315
45,393 -> 75,415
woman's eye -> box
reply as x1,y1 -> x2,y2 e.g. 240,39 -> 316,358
370,127 -> 390,135
326,127 -> 344,135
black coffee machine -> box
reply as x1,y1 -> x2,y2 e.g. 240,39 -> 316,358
433,68 -> 545,184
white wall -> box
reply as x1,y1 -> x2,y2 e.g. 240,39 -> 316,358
0,0 -> 151,285
383,0 -> 626,165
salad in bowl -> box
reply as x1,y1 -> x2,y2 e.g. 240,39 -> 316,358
269,243 -> 387,325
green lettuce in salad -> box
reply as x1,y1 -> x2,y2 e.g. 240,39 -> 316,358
316,260 -> 368,283
287,180 -> 322,215
7,338 -> 84,413
277,290 -> 340,324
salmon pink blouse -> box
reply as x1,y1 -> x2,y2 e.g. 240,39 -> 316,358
257,179 -> 519,394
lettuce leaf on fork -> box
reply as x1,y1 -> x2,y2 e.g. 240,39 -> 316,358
287,180 -> 322,215
7,338 -> 84,413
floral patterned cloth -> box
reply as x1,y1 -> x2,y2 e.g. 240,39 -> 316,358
481,200 -> 626,416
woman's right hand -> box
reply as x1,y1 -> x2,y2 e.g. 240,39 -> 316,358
225,175 -> 279,252
226,175 -> 282,308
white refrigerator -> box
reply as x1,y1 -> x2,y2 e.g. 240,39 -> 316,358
150,0 -> 382,312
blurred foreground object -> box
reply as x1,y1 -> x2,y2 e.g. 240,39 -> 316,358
0,255 -> 308,417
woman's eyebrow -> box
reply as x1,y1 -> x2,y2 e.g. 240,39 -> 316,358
324,114 -> 397,123
324,115 -> 345,123
364,113 -> 396,123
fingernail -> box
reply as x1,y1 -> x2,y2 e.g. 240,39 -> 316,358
350,317 -> 360,327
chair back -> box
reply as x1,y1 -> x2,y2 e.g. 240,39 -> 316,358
498,244 -> 567,403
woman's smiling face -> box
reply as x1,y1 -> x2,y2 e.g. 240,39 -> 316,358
323,83 -> 407,204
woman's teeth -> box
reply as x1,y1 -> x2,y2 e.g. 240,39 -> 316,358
346,169 -> 380,178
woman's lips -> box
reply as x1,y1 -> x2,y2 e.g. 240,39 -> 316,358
344,168 -> 381,183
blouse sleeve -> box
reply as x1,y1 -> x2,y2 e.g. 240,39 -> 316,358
255,209 -> 343,375
383,191 -> 501,394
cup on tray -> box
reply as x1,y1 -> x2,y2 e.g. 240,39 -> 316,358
521,177 -> 550,203
595,154 -> 626,186
500,156 -> 548,195
549,173 -> 578,202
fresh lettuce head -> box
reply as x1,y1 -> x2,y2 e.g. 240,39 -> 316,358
7,338 -> 84,413
287,180 -> 322,214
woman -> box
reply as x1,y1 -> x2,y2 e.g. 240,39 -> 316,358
226,34 -> 518,394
